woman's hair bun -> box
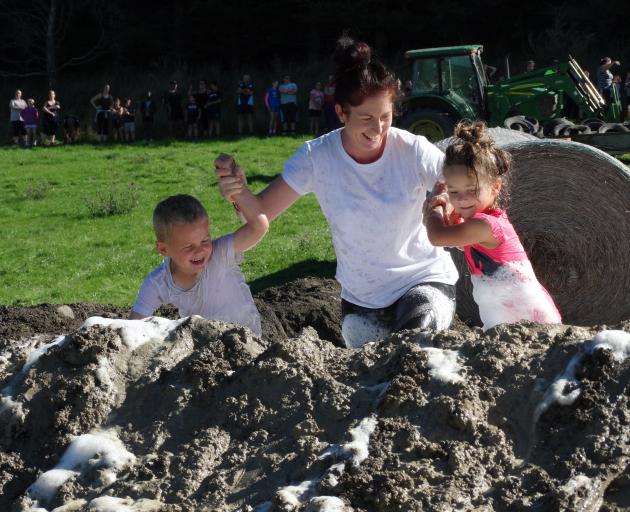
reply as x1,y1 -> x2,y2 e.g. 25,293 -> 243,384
334,36 -> 372,72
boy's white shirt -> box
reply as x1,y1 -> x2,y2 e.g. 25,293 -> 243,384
132,233 -> 262,336
282,127 -> 458,309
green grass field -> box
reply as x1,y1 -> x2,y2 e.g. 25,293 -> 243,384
0,138 -> 336,306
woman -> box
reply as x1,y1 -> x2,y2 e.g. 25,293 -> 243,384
90,84 -> 113,143
42,90 -> 61,145
9,89 -> 27,146
216,37 -> 458,348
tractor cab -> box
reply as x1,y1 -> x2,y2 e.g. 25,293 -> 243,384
402,45 -> 487,140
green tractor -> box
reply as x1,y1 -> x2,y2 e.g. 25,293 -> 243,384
399,44 -> 622,141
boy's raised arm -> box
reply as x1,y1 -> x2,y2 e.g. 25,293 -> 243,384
232,180 -> 269,253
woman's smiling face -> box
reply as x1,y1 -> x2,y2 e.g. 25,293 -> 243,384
336,90 -> 393,163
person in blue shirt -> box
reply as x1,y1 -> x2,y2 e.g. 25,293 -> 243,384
265,80 -> 281,136
237,74 -> 255,135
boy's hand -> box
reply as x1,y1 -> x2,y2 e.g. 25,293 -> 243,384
215,153 -> 247,201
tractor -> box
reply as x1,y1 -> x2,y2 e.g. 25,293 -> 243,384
399,44 -> 623,142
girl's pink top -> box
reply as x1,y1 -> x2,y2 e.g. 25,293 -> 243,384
22,106 -> 39,125
462,208 -> 562,329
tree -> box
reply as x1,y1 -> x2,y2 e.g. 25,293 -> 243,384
0,0 -> 114,88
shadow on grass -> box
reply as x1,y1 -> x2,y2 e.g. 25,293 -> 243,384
249,258 -> 336,293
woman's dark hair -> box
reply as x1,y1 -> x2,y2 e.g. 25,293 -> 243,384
333,36 -> 397,110
444,120 -> 512,208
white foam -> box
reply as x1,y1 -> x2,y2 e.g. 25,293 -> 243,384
422,347 -> 463,383
23,335 -> 67,374
87,496 -> 163,512
588,330 -> 630,362
535,330 -> 630,420
339,415 -> 378,466
81,316 -> 186,350
276,480 -> 317,507
471,262 -> 561,331
28,429 -> 135,503
305,496 -> 346,511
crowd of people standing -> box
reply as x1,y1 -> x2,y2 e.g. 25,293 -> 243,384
7,73 -> 341,146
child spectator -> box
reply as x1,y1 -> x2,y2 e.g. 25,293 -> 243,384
195,80 -> 209,137
163,80 -> 183,137
90,84 -> 113,143
141,91 -> 157,141
323,75 -> 338,132
22,99 -> 39,147
237,74 -> 255,135
308,81 -> 324,135
264,79 -> 280,136
278,74 -> 298,135
206,81 -> 222,137
424,120 -> 561,331
185,95 -> 200,140
9,89 -> 27,146
63,115 -> 80,144
111,98 -> 124,142
123,98 -> 136,142
42,90 -> 61,145
129,182 -> 269,336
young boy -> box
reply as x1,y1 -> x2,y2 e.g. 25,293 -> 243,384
129,173 -> 269,336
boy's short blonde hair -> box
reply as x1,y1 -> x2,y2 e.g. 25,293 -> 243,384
153,194 -> 208,241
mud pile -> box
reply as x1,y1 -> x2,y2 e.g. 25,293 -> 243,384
1,279 -> 629,511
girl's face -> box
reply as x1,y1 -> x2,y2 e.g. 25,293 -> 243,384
444,165 -> 501,219
335,90 -> 393,161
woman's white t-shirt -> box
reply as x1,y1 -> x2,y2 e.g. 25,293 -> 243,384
282,126 -> 458,309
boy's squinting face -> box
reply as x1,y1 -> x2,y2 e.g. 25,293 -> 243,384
156,218 -> 212,276
445,165 -> 500,219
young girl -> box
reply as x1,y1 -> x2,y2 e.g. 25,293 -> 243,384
111,98 -> 125,142
424,120 -> 562,331
22,99 -> 39,147
264,80 -> 280,136
308,81 -> 324,134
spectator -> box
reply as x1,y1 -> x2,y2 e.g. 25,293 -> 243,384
323,74 -> 338,132
526,60 -> 536,73
206,81 -> 222,138
9,89 -> 27,146
90,84 -> 113,143
237,74 -> 255,135
22,99 -> 39,147
42,90 -> 61,145
185,95 -> 199,140
63,115 -> 80,144
141,91 -> 157,141
265,79 -> 280,136
308,81 -> 324,135
279,74 -> 298,135
597,57 -> 620,106
163,80 -> 183,137
404,79 -> 414,96
123,98 -> 136,142
111,98 -> 124,142
624,72 -> 630,119
195,79 -> 209,137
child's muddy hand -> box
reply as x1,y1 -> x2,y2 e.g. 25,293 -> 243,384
431,181 -> 447,196
215,153 -> 236,176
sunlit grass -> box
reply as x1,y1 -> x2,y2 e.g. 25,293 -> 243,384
0,137 -> 335,306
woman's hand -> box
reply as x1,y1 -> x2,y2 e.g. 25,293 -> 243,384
215,153 -> 248,202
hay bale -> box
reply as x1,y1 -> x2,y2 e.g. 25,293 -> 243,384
439,135 -> 630,326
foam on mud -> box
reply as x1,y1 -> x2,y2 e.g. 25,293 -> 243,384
27,429 -> 135,504
422,347 -> 463,383
81,316 -> 187,350
339,415 -> 378,466
535,330 -> 630,420
87,496 -> 163,511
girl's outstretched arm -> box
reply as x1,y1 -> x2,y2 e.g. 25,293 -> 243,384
424,206 -> 499,249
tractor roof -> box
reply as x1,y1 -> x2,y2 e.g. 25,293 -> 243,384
405,45 -> 483,59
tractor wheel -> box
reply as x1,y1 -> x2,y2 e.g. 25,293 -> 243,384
400,109 -> 455,142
